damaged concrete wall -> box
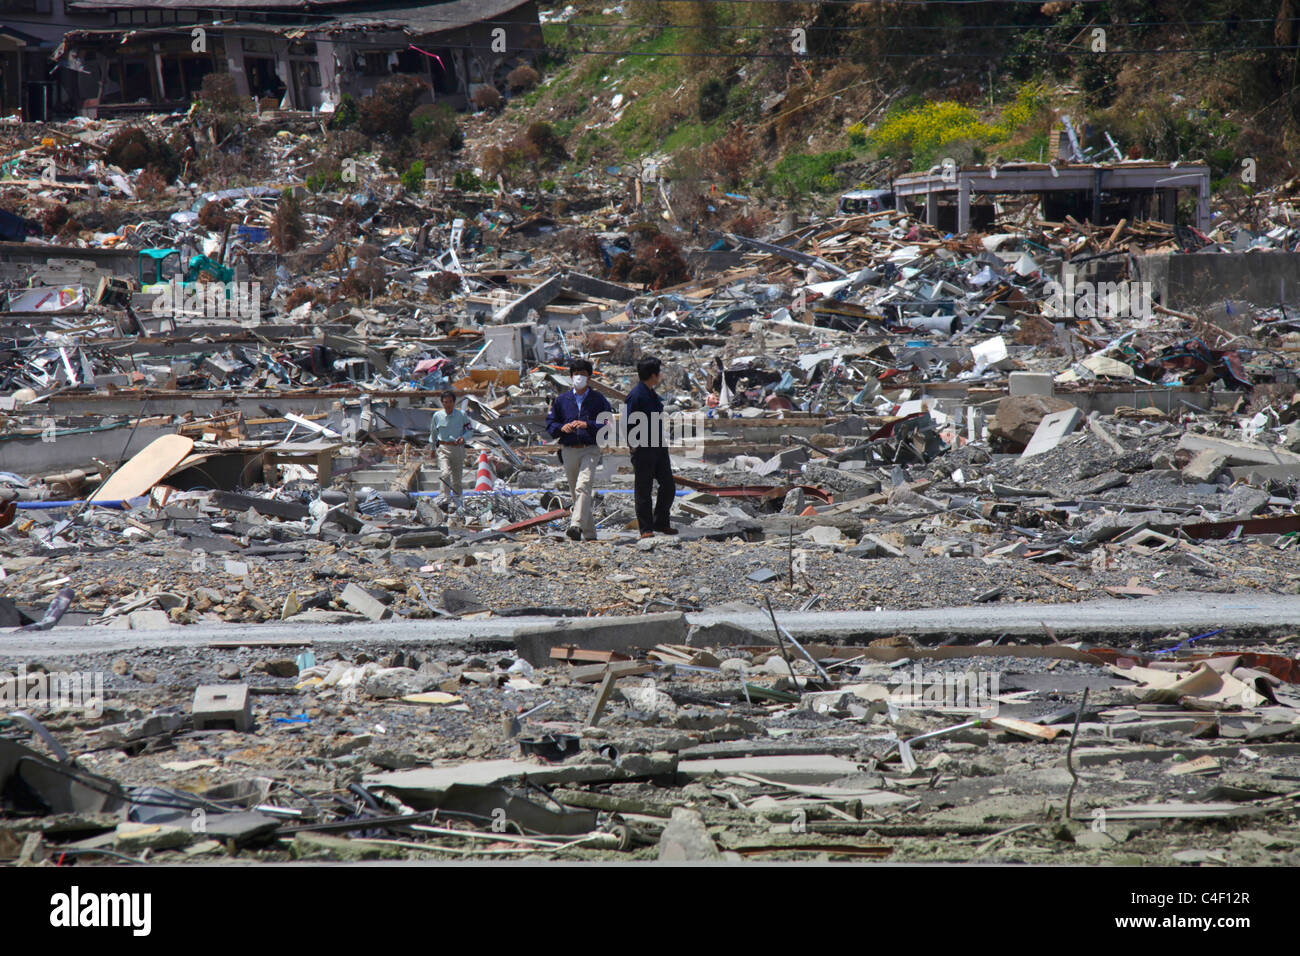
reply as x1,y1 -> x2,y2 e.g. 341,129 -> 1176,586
1137,251 -> 1300,310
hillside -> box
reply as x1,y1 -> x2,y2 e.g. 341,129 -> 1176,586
462,1 -> 1300,222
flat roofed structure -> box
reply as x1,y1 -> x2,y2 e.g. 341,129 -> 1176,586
893,161 -> 1211,235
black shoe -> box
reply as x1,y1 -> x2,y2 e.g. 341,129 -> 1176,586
566,526 -> 582,541
654,525 -> 679,535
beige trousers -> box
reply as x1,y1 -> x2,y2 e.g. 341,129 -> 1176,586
561,445 -> 600,537
437,443 -> 466,500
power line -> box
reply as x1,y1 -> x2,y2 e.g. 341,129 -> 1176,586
408,39 -> 1300,60
501,17 -> 1300,33
246,5 -> 1297,32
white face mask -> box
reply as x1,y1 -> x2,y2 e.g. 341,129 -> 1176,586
572,375 -> 589,390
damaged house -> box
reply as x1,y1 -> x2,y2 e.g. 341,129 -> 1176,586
50,0 -> 543,116
1,1 -> 111,120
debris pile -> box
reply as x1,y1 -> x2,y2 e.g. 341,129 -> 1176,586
4,107 -> 1300,865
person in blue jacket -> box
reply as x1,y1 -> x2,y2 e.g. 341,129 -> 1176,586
545,358 -> 611,541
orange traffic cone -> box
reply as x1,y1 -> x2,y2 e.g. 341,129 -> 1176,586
474,451 -> 494,492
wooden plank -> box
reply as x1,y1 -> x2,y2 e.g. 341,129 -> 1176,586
585,670 -> 618,726
89,434 -> 194,502
988,716 -> 1065,741
550,646 -> 632,663
572,661 -> 654,684
497,508 -> 570,533
208,638 -> 313,649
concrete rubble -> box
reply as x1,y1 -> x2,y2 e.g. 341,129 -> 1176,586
5,102 -> 1300,867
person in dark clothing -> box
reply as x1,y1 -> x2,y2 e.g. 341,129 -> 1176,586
625,356 -> 676,538
545,358 -> 611,540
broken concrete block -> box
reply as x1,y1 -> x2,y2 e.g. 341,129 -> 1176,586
340,582 -> 391,622
193,684 -> 252,732
1223,485 -> 1270,518
849,533 -> 906,559
115,822 -> 195,852
1227,462 -> 1300,485
1021,407 -> 1083,458
395,530 -> 450,549
1176,432 -> 1300,466
1076,510 -> 1164,544
514,611 -> 688,666
293,831 -> 406,861
753,447 -> 809,477
801,463 -> 881,497
1182,449 -> 1226,483
128,609 -> 174,630
687,620 -> 767,647
657,807 -> 721,861
363,667 -> 441,699
620,680 -> 678,716
803,525 -> 847,547
989,394 -> 1075,446
780,487 -> 806,514
1009,371 -> 1054,397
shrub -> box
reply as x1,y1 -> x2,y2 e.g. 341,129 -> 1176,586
285,286 -> 322,310
521,121 -> 566,166
698,77 -> 727,122
135,168 -> 169,201
197,200 -> 231,230
380,136 -> 417,173
472,85 -> 503,112
507,64 -> 540,92
608,231 -> 688,289
106,126 -> 177,180
358,75 -> 425,139
480,143 -> 527,177
329,93 -> 359,129
707,123 -> 754,187
453,170 -> 484,191
427,271 -> 461,296
869,83 -> 1047,168
271,188 -> 305,253
401,160 -> 426,193
305,169 -> 342,193
40,204 -> 70,235
199,73 -> 242,113
329,128 -> 368,159
479,146 -> 504,178
411,102 -> 462,150
341,261 -> 386,299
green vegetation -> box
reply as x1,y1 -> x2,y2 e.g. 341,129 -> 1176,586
305,169 -> 342,193
766,149 -> 854,198
329,93 -> 358,130
401,160 -> 426,193
474,0 -> 1298,202
869,83 -> 1048,169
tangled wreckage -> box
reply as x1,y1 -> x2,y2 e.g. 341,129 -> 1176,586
3,99 -> 1300,865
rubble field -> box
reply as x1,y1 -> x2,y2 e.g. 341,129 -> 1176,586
4,104 -> 1300,865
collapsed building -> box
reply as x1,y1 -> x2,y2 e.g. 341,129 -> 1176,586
2,77 -> 1300,862
9,0 -> 543,118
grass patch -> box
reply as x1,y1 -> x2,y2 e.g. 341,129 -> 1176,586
766,149 -> 855,198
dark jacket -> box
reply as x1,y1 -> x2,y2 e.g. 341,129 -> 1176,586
625,381 -> 666,452
546,388 -> 612,447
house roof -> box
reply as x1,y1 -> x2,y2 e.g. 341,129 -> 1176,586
65,0 -> 538,36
